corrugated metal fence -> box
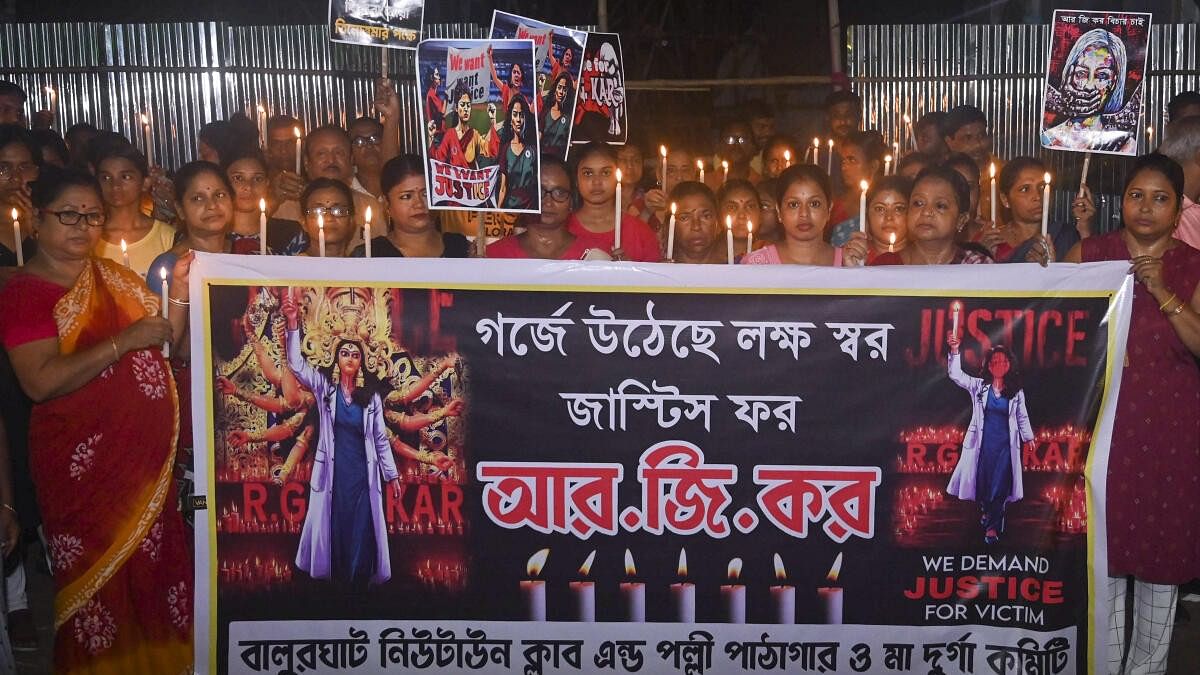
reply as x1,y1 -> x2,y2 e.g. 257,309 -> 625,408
849,23 -> 1200,231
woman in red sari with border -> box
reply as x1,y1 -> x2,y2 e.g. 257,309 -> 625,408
0,167 -> 192,674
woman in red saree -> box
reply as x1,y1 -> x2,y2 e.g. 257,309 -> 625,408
0,167 -> 192,674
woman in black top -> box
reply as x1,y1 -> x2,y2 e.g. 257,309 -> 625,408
352,155 -> 469,258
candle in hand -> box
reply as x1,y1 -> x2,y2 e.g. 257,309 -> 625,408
520,548 -> 549,621
696,159 -> 704,184
721,160 -> 729,184
140,113 -> 153,165
45,86 -> 56,121
620,549 -> 645,622
614,168 -> 623,252
989,162 -> 997,226
317,212 -> 326,258
812,137 -> 820,166
120,238 -> 130,267
888,232 -> 896,253
10,208 -> 21,267
746,219 -> 754,256
258,198 -> 268,255
725,215 -> 734,264
818,552 -> 844,624
1041,172 -> 1051,238
826,138 -> 834,174
770,553 -> 795,624
721,558 -> 746,623
293,126 -> 303,175
364,205 -> 373,258
1079,153 -> 1091,191
883,154 -> 892,176
892,141 -> 900,164
569,550 -> 596,622
859,180 -> 869,234
666,202 -> 676,261
783,149 -> 791,168
158,267 -> 170,359
659,145 -> 668,188
951,300 -> 962,336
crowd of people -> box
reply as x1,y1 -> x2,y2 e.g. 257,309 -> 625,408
1,74 -> 1200,674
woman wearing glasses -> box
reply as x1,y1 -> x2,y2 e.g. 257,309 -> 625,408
0,167 -> 192,673
296,178 -> 359,258
352,155 -> 469,258
487,155 -> 585,259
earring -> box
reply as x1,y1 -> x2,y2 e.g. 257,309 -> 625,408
356,370 -> 364,387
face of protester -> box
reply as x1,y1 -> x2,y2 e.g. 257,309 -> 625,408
987,350 -> 1012,381
178,171 -> 233,237
538,163 -> 572,228
778,178 -> 830,242
96,156 -> 147,209
39,143 -> 66,168
0,93 -> 24,126
950,164 -> 981,217
577,154 -> 617,207
386,175 -> 433,235
1069,46 -> 1118,109
0,141 -> 38,197
197,138 -> 220,164
868,189 -> 908,246
828,102 -> 861,141
305,131 -> 353,183
764,144 -> 795,180
945,121 -> 991,168
1122,168 -> 1181,240
267,124 -> 299,174
615,145 -> 643,186
750,115 -> 775,147
304,186 -> 354,245
721,187 -> 758,239
676,193 -> 718,258
350,120 -> 384,175
36,185 -> 105,261
226,158 -> 269,213
337,342 -> 363,381
838,145 -> 878,187
908,177 -> 967,243
917,124 -> 947,157
898,159 -> 929,180
757,187 -> 779,233
663,153 -> 696,194
1001,167 -> 1046,225
722,123 -> 754,164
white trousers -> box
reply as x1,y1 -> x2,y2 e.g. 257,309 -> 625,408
1109,576 -> 1177,675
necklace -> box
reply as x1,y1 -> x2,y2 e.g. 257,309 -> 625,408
913,244 -> 955,265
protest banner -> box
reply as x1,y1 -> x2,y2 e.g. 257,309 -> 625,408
490,11 -> 587,159
572,32 -> 627,146
328,0 -> 424,50
418,39 -> 541,213
190,254 -> 1132,674
1040,9 -> 1152,156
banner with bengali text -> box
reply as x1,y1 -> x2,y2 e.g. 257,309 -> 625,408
189,254 -> 1133,675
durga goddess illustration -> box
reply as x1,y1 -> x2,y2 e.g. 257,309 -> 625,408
216,286 -> 465,589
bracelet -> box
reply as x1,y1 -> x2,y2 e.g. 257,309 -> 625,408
168,296 -> 190,307
1159,293 -> 1179,312
1161,296 -> 1186,316
109,336 -> 120,362
1168,300 -> 1187,316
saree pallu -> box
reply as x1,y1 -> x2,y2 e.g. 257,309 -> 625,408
28,258 -> 192,674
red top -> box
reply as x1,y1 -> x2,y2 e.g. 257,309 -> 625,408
567,213 -> 662,262
486,233 -> 590,260
0,272 -> 68,349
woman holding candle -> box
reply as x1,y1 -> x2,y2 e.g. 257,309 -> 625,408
224,150 -> 305,255
828,131 -> 885,246
669,181 -> 724,264
146,161 -> 236,294
944,335 -> 1035,545
944,153 -> 987,243
487,156 -> 586,260
567,142 -> 660,262
718,179 -> 761,259
870,167 -> 994,266
741,164 -> 861,266
352,155 -> 469,258
495,95 -> 539,211
1063,155 -> 1200,673
0,125 -> 40,268
0,166 -> 192,673
298,178 -> 356,258
983,157 -> 1094,264
861,176 -> 912,264
91,144 -> 176,275
761,135 -> 799,181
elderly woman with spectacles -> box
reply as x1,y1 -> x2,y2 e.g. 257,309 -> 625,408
487,155 -> 587,260
351,155 -> 470,258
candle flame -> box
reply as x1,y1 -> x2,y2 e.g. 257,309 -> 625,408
139,113 -> 149,126
725,214 -> 732,230
827,138 -> 834,149
747,219 -> 753,234
727,557 -> 743,581
526,548 -> 549,577
120,238 -> 128,253
670,202 -> 677,215
812,137 -> 820,148
884,154 -> 893,163
257,104 -> 266,114
258,197 -> 267,213
859,179 -> 869,192
365,205 -> 372,223
45,86 -> 55,96
951,299 -> 963,313
615,168 -> 623,184
659,145 -> 667,158
721,160 -> 728,170
889,232 -> 896,245
903,113 -> 911,124
10,208 -> 16,220
676,548 -> 687,577
696,159 -> 703,170
989,162 -> 996,179
293,126 -> 302,139
578,550 -> 596,577
1043,171 -> 1052,186
773,552 -> 787,581
317,212 -> 324,230
826,552 -> 843,583
159,266 -> 167,280
623,548 -> 637,577
783,150 -> 791,161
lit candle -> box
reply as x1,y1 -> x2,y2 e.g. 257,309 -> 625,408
746,219 -> 754,256
317,212 -> 326,258
1079,152 -> 1091,191
10,208 -> 21,267
120,238 -> 130,267
45,86 -> 56,121
258,198 -> 268,255
569,550 -> 596,622
783,149 -> 791,168
721,160 -> 729,184
670,548 -> 695,622
381,48 -> 389,80
826,139 -> 834,174
696,159 -> 704,184
364,205 -> 373,258
904,113 -> 917,150
951,300 -> 962,335
1146,126 -> 1154,148
721,558 -> 746,623
659,145 -> 668,189
620,549 -> 645,622
818,552 -> 844,624
770,553 -> 795,624
666,202 -> 676,261
158,267 -> 170,359
892,141 -> 900,164
888,232 -> 896,253
140,113 -> 153,166
257,104 -> 267,149
812,137 -> 820,166
293,126 -> 303,175
520,548 -> 549,621
883,154 -> 892,176
858,180 -> 869,234
989,162 -> 997,226
725,215 -> 734,264
614,168 -> 623,252
1041,172 -> 1051,238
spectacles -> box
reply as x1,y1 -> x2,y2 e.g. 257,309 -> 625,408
541,187 -> 571,203
0,162 -> 38,181
352,135 -> 381,147
304,205 -> 353,218
725,136 -> 749,146
44,210 -> 106,227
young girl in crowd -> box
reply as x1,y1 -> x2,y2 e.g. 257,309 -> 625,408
353,155 -> 469,258
668,181 -> 725,264
225,149 -> 305,254
829,130 -> 886,245
980,156 -> 1094,263
487,156 -> 586,260
742,164 -> 859,266
861,175 -> 912,264
718,179 -> 761,260
567,142 -> 660,262
0,125 -> 39,268
298,178 -> 356,258
91,143 -> 175,275
871,166 -> 993,265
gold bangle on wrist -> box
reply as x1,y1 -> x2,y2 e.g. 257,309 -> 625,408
1159,293 -> 1179,311
168,296 -> 189,307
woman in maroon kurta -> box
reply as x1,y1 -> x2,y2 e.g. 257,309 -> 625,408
1064,154 -> 1200,675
